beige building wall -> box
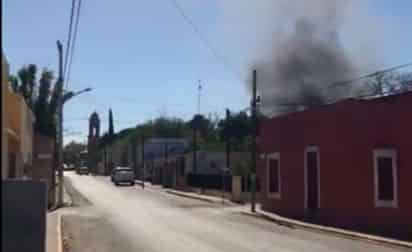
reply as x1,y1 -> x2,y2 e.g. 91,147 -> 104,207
2,52 -> 36,179
20,101 -> 35,167
2,53 -> 9,179
1,52 -> 9,179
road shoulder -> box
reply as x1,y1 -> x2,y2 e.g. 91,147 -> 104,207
164,188 -> 412,249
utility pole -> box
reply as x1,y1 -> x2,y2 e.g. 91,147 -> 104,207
164,143 -> 169,187
103,146 -> 107,175
225,108 -> 231,172
251,70 -> 257,213
132,136 -> 137,179
198,80 -> 201,114
141,135 -> 145,189
223,108 -> 231,204
192,123 -> 197,173
57,40 -> 64,207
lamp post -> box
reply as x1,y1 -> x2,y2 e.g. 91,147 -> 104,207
57,87 -> 92,207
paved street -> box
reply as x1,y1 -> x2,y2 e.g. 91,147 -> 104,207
63,172 -> 408,252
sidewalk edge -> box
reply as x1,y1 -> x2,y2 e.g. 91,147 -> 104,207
57,213 -> 63,252
242,211 -> 412,249
165,190 -> 216,203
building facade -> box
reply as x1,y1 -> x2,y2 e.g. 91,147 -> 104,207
87,112 -> 100,174
2,53 -> 9,178
257,92 -> 412,239
2,53 -> 35,180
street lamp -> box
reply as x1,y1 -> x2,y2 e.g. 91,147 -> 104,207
57,87 -> 92,207
63,87 -> 92,104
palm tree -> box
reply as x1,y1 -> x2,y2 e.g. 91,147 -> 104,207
18,66 -> 30,103
26,64 -> 37,108
35,69 -> 54,136
9,75 -> 19,92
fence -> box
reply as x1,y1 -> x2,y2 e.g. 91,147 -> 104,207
187,173 -> 232,192
186,173 -> 260,193
241,176 -> 261,192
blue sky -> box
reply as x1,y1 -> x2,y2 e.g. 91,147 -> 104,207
3,0 -> 412,144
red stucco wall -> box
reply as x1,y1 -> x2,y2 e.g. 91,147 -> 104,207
257,92 -> 412,235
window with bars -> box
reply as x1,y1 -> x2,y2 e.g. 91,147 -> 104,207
374,149 -> 398,208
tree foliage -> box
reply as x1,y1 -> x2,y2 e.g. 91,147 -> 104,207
63,141 -> 86,165
11,64 -> 61,137
367,71 -> 412,96
218,111 -> 252,142
34,70 -> 54,135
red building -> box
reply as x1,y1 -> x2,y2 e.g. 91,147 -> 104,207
257,91 -> 412,240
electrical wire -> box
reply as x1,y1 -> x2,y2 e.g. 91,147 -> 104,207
63,0 -> 76,83
65,0 -> 83,89
167,0 -> 243,80
327,62 -> 412,89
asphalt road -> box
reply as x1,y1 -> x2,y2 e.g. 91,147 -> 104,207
64,172 -> 408,252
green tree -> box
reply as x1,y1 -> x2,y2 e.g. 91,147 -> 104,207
218,111 -> 252,142
34,69 -> 54,136
26,64 -> 37,107
15,64 -> 38,108
17,66 -> 30,103
49,78 -> 63,121
12,64 -> 60,137
188,114 -> 214,139
9,75 -> 19,92
64,141 -> 86,166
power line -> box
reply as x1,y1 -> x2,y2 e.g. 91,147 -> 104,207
65,0 -> 83,89
251,62 -> 412,110
63,0 -> 76,82
258,88 -> 412,110
167,0 -> 242,80
327,62 -> 412,89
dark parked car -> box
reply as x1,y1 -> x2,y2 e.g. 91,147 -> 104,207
111,167 -> 135,186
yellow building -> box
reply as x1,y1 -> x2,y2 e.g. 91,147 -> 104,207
2,52 -> 35,179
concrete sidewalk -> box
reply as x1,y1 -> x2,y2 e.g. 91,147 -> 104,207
165,188 -> 412,249
46,211 -> 62,252
47,180 -> 73,252
244,206 -> 412,249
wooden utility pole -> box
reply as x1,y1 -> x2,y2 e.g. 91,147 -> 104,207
225,109 -> 231,170
251,70 -> 257,212
103,146 -> 108,175
164,143 -> 169,187
132,136 -> 137,178
141,136 -> 145,189
223,108 -> 231,204
192,123 -> 197,173
56,40 -> 64,207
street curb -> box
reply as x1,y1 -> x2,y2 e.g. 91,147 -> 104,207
57,213 -> 63,252
165,190 -> 216,204
241,211 -> 412,249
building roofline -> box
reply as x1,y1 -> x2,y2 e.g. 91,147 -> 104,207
266,91 -> 412,121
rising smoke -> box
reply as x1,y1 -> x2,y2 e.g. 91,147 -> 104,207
255,17 -> 354,114
217,0 -> 383,115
